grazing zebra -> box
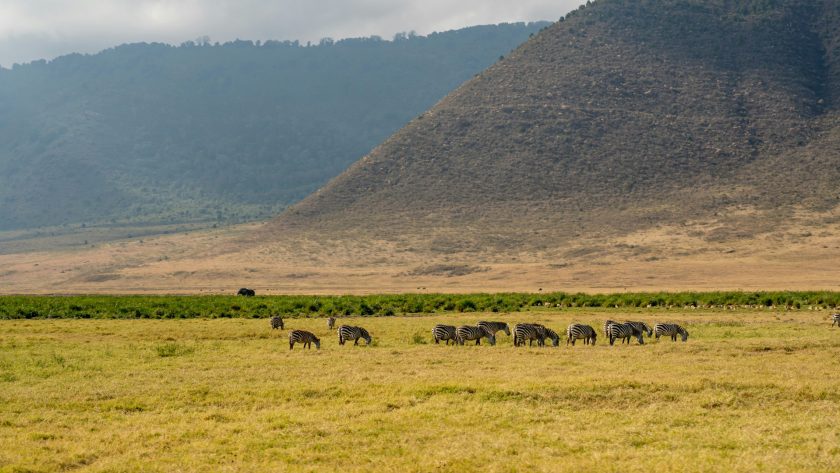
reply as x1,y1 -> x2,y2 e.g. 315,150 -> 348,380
456,325 -> 496,346
327,317 -> 336,329
338,325 -> 372,346
654,323 -> 689,342
540,326 -> 561,347
832,313 -> 840,327
432,324 -> 458,345
624,321 -> 652,344
609,323 -> 644,346
513,323 -> 545,347
289,330 -> 320,350
270,316 -> 284,330
567,324 -> 597,345
477,321 -> 511,337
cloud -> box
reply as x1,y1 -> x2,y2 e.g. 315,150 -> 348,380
0,0 -> 585,67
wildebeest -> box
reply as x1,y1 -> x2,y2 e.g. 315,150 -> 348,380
237,288 -> 255,297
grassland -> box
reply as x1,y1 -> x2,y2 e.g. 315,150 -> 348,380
2,307 -> 840,472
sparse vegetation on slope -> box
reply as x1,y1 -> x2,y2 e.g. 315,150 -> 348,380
274,0 -> 840,253
0,23 -> 548,230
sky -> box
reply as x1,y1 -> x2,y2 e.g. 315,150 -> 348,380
0,0 -> 586,68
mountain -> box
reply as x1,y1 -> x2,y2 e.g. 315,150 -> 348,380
0,22 -> 549,231
270,0 -> 840,256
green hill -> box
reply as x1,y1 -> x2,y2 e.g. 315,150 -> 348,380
272,0 -> 840,253
0,23 -> 549,230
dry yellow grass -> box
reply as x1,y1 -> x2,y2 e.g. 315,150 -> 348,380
2,309 -> 840,472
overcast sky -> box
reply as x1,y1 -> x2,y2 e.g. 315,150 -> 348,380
0,0 -> 586,68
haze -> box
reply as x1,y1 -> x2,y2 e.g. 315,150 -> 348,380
0,0 -> 585,67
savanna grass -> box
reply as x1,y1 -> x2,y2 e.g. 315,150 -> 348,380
1,309 -> 840,472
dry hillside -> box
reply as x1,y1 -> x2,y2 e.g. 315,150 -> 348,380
267,0 -> 840,256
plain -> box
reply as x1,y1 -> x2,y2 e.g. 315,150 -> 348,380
2,309 -> 840,472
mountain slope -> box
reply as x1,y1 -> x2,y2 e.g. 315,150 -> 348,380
272,0 -> 840,254
0,23 -> 548,230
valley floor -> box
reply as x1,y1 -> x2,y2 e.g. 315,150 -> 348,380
2,310 -> 840,472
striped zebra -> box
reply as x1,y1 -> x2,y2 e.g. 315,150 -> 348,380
624,321 -> 652,344
609,323 -> 644,346
513,323 -> 545,347
654,323 -> 689,342
289,330 -> 320,350
540,325 -> 561,347
477,321 -> 511,337
567,324 -> 597,345
327,317 -> 336,329
432,324 -> 458,345
338,325 -> 372,346
832,313 -> 840,327
604,320 -> 618,339
270,316 -> 284,330
456,325 -> 496,346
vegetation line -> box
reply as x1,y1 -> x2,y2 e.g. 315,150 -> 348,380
2,291 -> 839,319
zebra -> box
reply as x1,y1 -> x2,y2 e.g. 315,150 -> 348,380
604,320 -> 618,340
270,316 -> 284,330
567,324 -> 597,345
289,330 -> 320,350
540,325 -> 561,347
477,321 -> 511,337
609,323 -> 644,346
338,325 -> 372,346
513,323 -> 545,347
432,324 -> 458,345
654,323 -> 689,342
455,325 -> 496,346
327,317 -> 336,329
832,313 -> 840,327
623,320 -> 652,344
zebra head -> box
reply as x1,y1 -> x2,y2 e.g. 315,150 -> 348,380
313,337 -> 321,350
642,322 -> 653,336
486,333 -> 497,346
360,328 -> 372,345
679,328 -> 689,342
501,323 -> 511,336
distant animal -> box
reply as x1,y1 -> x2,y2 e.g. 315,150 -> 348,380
270,316 -> 284,330
623,320 -> 652,344
289,330 -> 320,350
539,325 -> 561,347
477,321 -> 511,337
237,288 -> 255,297
604,320 -> 618,339
327,317 -> 336,329
654,323 -> 689,342
513,323 -> 545,347
832,313 -> 840,327
609,323 -> 644,346
567,323 -> 597,345
432,324 -> 458,345
456,325 -> 496,346
338,325 -> 372,346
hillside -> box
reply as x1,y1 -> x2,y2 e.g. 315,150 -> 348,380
0,22 -> 548,231
271,0 -> 840,256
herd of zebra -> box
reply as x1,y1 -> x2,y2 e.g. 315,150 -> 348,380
274,314 -> 693,350
432,320 -> 688,346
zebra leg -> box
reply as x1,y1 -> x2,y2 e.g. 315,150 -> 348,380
354,339 -> 359,346
609,336 -> 615,346
290,341 -> 294,350
475,338 -> 480,345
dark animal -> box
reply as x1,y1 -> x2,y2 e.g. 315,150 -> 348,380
338,325 -> 372,345
237,288 -> 255,297
289,330 -> 320,350
270,316 -> 284,330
